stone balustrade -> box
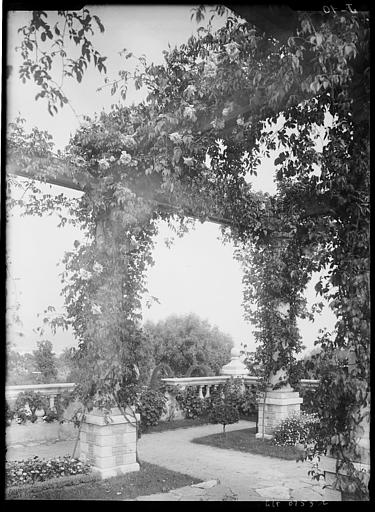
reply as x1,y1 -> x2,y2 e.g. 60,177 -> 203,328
161,375 -> 259,398
161,376 -> 319,395
6,383 -> 76,411
5,378 -> 318,411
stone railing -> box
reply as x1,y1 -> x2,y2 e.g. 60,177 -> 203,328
6,383 -> 76,411
162,375 -> 319,397
162,375 -> 259,398
6,378 -> 319,408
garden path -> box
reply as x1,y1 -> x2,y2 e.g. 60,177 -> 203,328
136,420 -> 327,501
6,420 -> 330,501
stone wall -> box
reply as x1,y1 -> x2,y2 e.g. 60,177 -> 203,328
6,421 -> 76,446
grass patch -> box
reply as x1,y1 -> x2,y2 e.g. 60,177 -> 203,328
142,414 -> 257,434
192,427 -> 303,460
6,461 -> 201,500
142,417 -> 209,433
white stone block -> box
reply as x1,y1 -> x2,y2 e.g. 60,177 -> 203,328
79,408 -> 139,478
93,462 -> 140,479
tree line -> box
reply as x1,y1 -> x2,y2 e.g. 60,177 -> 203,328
7,314 -> 233,385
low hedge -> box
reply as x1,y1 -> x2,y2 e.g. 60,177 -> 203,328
6,472 -> 101,500
6,456 -> 91,487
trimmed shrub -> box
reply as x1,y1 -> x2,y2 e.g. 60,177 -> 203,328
174,379 -> 257,423
207,380 -> 240,433
272,412 -> 320,447
137,388 -> 167,431
207,380 -> 258,418
175,387 -> 207,419
5,456 -> 92,487
208,402 -> 239,434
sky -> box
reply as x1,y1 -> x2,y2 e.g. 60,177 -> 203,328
6,5 -> 336,357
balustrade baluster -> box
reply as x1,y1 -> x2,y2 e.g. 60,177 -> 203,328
198,386 -> 204,399
49,395 -> 56,411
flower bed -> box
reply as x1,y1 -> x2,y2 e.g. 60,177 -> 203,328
272,412 -> 320,447
6,461 -> 201,500
6,473 -> 101,500
6,456 -> 91,487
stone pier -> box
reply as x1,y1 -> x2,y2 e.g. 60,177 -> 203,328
255,362 -> 303,439
79,406 -> 140,479
256,385 -> 303,439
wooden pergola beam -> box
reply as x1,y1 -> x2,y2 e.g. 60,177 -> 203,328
6,155 -> 239,227
6,152 -> 336,229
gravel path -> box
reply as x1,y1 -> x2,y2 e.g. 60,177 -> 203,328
6,420 -> 330,501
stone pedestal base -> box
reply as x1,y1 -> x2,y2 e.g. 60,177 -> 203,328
79,407 -> 140,479
256,388 -> 303,438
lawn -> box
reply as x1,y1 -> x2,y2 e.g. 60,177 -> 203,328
7,461 -> 201,500
192,427 -> 304,460
142,417 -> 209,434
142,414 -> 257,434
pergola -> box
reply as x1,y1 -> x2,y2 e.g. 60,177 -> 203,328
5,5 -> 369,492
7,5 -> 368,224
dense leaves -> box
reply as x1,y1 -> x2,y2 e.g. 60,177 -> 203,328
144,314 -> 233,377
13,391 -> 48,423
272,412 -> 320,447
33,340 -> 58,383
137,388 -> 167,431
175,388 -> 207,420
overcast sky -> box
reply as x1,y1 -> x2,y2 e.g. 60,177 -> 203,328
6,5 -> 336,356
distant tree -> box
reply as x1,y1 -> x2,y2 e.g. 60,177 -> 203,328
144,314 -> 233,377
7,350 -> 37,385
56,347 -> 81,383
32,340 -> 58,383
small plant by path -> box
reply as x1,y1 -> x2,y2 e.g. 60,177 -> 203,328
6,461 -> 201,500
192,427 -> 303,461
